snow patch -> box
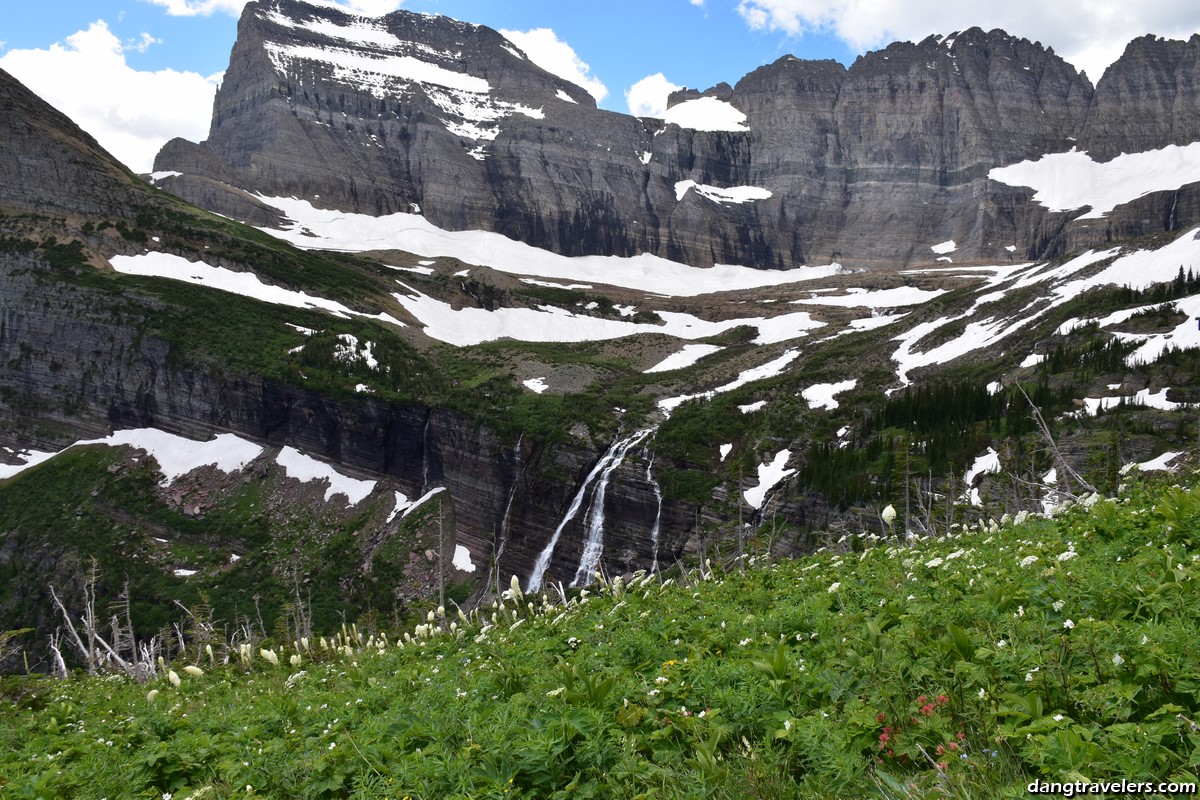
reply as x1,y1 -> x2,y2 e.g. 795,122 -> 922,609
989,143 -> 1200,220
738,400 -> 767,414
675,180 -> 772,204
523,377 -> 549,394
931,240 -> 957,255
453,544 -> 476,572
257,195 -> 844,298
276,446 -> 376,505
743,450 -> 794,509
719,443 -> 733,462
802,380 -> 857,410
110,252 -> 405,329
644,344 -> 723,374
662,96 -> 749,132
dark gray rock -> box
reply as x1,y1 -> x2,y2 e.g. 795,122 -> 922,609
155,5 -> 1200,270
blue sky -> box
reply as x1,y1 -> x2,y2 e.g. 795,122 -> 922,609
2,0 -> 1199,171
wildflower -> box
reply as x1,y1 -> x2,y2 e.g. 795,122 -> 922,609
882,505 -> 897,527
937,695 -> 948,704
1057,548 -> 1077,562
183,665 -> 203,678
1112,653 -> 1125,667
1019,555 -> 1039,568
260,648 -> 279,667
168,670 -> 181,688
1063,619 -> 1075,630
827,581 -> 841,594
1053,714 -> 1064,721
925,557 -> 944,568
1025,672 -> 1033,682
996,639 -> 1007,648
978,687 -> 986,699
290,654 -> 302,667
146,689 -> 159,702
1053,600 -> 1065,612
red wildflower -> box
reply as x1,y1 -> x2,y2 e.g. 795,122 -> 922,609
936,744 -> 945,756
937,694 -> 948,704
917,695 -> 927,704
876,712 -> 887,722
949,742 -> 959,751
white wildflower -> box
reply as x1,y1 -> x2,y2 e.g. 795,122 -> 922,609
183,665 -> 203,678
1112,653 -> 1124,667
168,670 -> 181,688
1053,600 -> 1065,612
1063,619 -> 1075,630
827,581 -> 841,594
1019,555 -> 1039,568
925,557 -> 944,568
881,504 -> 897,526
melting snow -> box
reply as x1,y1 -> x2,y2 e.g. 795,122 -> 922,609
1,429 -> 263,485
523,377 -> 549,393
931,240 -> 957,255
276,446 -> 377,505
1081,388 -> 1182,415
662,97 -> 749,132
719,443 -> 733,462
964,448 -> 1001,506
738,400 -> 767,414
393,282 -> 821,347
264,43 -> 490,95
110,252 -> 406,328
1138,451 -> 1182,471
658,350 -> 799,414
385,491 -> 412,523
173,569 -> 198,577
645,344 -> 723,373
453,544 -> 476,572
802,380 -> 857,410
401,486 -> 446,519
675,180 -> 772,204
989,142 -> 1200,219
556,89 -> 577,103
149,170 -> 182,183
792,287 -> 945,308
743,450 -> 794,509
257,196 -> 844,297
519,278 -> 593,290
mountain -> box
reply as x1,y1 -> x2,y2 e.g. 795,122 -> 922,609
2,7 -> 1200,674
155,1 -> 1200,268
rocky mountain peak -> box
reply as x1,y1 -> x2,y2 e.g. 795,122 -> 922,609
152,1 -> 1200,269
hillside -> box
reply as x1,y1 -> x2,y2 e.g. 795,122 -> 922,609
1,471 -> 1198,798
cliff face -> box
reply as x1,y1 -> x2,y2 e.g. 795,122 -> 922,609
0,67 -> 155,218
155,2 -> 1200,269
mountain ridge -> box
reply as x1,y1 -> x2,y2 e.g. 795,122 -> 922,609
155,2 -> 1200,269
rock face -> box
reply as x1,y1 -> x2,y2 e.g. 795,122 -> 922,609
0,68 -> 153,217
156,2 -> 1200,269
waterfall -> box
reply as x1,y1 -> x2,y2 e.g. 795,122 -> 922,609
527,428 -> 650,593
1170,189 -> 1180,230
492,434 -> 523,595
646,453 -> 663,574
420,411 -> 432,494
570,428 -> 653,587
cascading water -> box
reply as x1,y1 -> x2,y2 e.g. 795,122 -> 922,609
527,432 -> 637,593
646,453 -> 663,574
570,429 -> 653,587
491,434 -> 523,595
420,411 -> 432,494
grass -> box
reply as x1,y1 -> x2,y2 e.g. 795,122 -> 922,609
1,472 -> 1199,798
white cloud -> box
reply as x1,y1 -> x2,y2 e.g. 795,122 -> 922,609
626,73 -> 683,117
141,0 -> 251,15
734,0 -> 1200,82
691,0 -> 706,5
0,21 -> 221,173
141,0 -> 403,16
499,28 -> 608,102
